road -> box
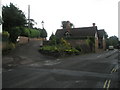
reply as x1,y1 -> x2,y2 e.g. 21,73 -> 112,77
2,40 -> 120,88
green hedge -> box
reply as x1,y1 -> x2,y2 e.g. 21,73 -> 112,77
21,27 -> 40,38
29,29 -> 40,38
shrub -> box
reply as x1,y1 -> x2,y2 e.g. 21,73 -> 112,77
9,27 -> 21,43
2,31 -> 10,41
2,42 -> 16,55
8,42 -> 16,49
39,44 -> 80,57
2,42 -> 15,51
75,46 -> 82,52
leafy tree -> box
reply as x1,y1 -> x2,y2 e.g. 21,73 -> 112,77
2,3 -> 27,43
61,21 -> 74,29
2,3 -> 27,31
107,35 -> 119,48
9,27 -> 21,43
104,31 -> 108,39
27,19 -> 37,29
40,28 -> 47,38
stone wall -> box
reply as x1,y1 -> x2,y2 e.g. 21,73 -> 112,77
18,36 -> 29,44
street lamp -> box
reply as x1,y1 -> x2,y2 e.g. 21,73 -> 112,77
41,21 -> 44,29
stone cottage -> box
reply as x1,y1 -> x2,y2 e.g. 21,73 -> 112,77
55,23 -> 106,53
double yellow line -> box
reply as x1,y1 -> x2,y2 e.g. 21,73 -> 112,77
111,68 -> 117,73
103,67 -> 117,89
103,80 -> 111,89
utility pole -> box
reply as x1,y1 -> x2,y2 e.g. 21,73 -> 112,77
28,5 -> 30,29
28,5 -> 30,42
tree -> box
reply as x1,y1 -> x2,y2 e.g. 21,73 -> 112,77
2,3 -> 27,31
2,3 -> 27,43
27,19 -> 37,29
40,28 -> 47,38
9,27 -> 21,43
61,21 -> 74,29
49,33 -> 61,45
107,35 -> 119,48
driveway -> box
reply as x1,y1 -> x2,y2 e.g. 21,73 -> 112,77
2,40 -> 56,69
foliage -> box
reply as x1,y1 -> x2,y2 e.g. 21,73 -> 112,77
2,42 -> 16,55
61,21 -> 74,29
75,46 -> 81,52
28,19 -> 37,28
29,29 -> 40,38
2,3 -> 27,43
9,27 -> 21,43
49,33 -> 58,45
107,35 -> 119,48
40,45 -> 79,57
60,38 -> 71,46
21,27 -> 30,37
7,42 -> 16,49
86,37 -> 95,52
21,27 -> 41,38
40,38 -> 80,57
104,31 -> 108,39
40,28 -> 47,38
2,3 -> 27,30
2,31 -> 10,41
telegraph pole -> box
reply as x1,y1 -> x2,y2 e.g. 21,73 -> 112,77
28,5 -> 30,42
28,5 -> 30,29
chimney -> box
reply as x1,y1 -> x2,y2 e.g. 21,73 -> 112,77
92,23 -> 95,27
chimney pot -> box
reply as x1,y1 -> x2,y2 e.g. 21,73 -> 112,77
93,23 -> 95,26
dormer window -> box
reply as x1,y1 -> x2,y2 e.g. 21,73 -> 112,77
64,31 -> 71,38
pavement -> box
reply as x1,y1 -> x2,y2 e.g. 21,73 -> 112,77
2,40 -> 120,88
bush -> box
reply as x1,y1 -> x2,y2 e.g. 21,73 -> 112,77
39,38 -> 80,57
2,42 -> 16,55
39,44 -> 80,57
75,46 -> 82,52
2,31 -> 10,41
2,42 -> 15,51
9,27 -> 21,43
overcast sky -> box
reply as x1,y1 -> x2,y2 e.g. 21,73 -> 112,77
2,0 -> 120,39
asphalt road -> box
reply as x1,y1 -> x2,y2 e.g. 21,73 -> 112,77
2,40 -> 120,88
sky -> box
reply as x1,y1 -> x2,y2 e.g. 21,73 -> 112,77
1,0 -> 120,40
